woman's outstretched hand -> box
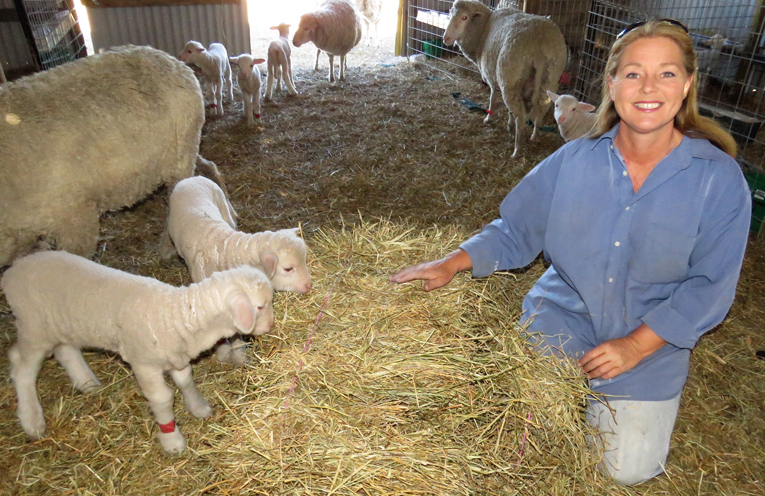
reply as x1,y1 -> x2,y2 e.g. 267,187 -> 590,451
388,249 -> 473,292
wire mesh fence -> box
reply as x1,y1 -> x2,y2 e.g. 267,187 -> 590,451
22,0 -> 85,70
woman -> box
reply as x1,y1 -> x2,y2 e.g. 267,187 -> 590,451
389,19 -> 751,485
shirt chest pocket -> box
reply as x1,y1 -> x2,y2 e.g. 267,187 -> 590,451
628,219 -> 697,284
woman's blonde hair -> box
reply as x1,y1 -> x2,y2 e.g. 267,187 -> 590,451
588,20 -> 737,158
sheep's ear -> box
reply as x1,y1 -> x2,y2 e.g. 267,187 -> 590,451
230,56 -> 239,63
261,252 -> 279,279
546,90 -> 559,102
196,47 -> 206,53
229,292 -> 256,334
254,58 -> 266,65
577,103 -> 596,113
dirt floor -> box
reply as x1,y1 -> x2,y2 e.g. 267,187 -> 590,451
1,18 -> 764,496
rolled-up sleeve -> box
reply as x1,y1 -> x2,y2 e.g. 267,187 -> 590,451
460,145 -> 567,278
641,167 -> 751,349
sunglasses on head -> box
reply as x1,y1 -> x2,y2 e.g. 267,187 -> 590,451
616,18 -> 689,40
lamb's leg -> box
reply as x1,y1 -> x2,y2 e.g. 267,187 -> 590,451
216,79 -> 225,116
253,88 -> 261,121
243,92 -> 254,125
226,61 -> 234,101
286,59 -> 298,95
275,65 -> 282,92
265,64 -> 275,101
132,364 -> 185,454
314,49 -> 321,71
215,336 -> 248,366
328,54 -> 336,82
9,339 -> 50,439
483,86 -> 503,124
339,55 -> 346,81
169,365 -> 212,419
54,345 -> 101,393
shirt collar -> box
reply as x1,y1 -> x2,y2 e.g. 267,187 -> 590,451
591,123 -> 721,168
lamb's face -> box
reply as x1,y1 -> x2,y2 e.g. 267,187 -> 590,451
553,95 -> 580,125
179,42 -> 204,62
239,276 -> 275,336
270,247 -> 312,294
231,54 -> 265,80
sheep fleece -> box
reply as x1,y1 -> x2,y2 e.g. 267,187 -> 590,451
0,45 -> 205,267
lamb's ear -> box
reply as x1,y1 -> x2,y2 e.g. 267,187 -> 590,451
230,56 -> 239,63
254,58 -> 266,65
197,47 -> 206,53
577,102 -> 597,113
229,292 -> 256,334
546,90 -> 559,102
261,251 -> 279,279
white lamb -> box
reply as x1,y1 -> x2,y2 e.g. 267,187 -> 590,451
293,0 -> 363,82
229,53 -> 266,125
443,0 -> 567,158
355,0 -> 383,46
266,23 -> 299,101
0,45 -> 207,268
179,41 -> 234,116
546,91 -> 597,142
3,250 -> 274,454
164,176 -> 313,365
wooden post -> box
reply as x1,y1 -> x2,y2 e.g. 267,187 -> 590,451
395,0 -> 408,57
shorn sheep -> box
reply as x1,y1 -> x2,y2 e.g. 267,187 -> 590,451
355,0 -> 383,46
229,53 -> 266,125
0,45 -> 206,268
179,41 -> 234,116
266,23 -> 299,100
164,176 -> 312,365
443,0 -> 567,158
546,91 -> 597,142
3,250 -> 274,454
293,0 -> 363,82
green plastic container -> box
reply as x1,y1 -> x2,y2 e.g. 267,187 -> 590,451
423,39 -> 443,59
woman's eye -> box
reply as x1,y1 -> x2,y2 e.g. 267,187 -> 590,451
625,72 -> 639,79
662,71 -> 676,78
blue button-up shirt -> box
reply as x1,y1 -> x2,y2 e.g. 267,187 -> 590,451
460,125 -> 751,400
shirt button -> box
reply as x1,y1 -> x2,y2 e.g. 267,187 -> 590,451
611,145 -> 614,150
615,241 -> 621,247
622,171 -> 628,176
625,206 -> 630,210
609,277 -> 614,283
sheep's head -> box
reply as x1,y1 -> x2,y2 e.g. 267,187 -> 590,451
547,91 -> 595,125
293,14 -> 318,47
223,267 -> 275,336
179,40 -> 205,62
444,1 -> 487,46
258,228 -> 312,294
230,54 -> 266,79
271,23 -> 292,39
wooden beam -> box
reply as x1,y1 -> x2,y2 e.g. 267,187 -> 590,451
81,0 -> 240,7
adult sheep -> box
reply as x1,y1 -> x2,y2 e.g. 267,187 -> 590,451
0,45 -> 206,268
444,0 -> 567,158
293,0 -> 363,82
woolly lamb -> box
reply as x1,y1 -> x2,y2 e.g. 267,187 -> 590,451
3,250 -> 274,454
293,0 -> 363,82
266,23 -> 299,101
229,53 -> 266,125
355,0 -> 383,46
179,41 -> 234,116
164,176 -> 312,365
444,0 -> 567,158
546,91 -> 597,142
0,45 -> 205,269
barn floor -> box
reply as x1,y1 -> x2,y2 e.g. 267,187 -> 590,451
0,25 -> 764,496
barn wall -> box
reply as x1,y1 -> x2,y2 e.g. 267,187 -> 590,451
0,0 -> 36,76
85,3 -> 250,56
